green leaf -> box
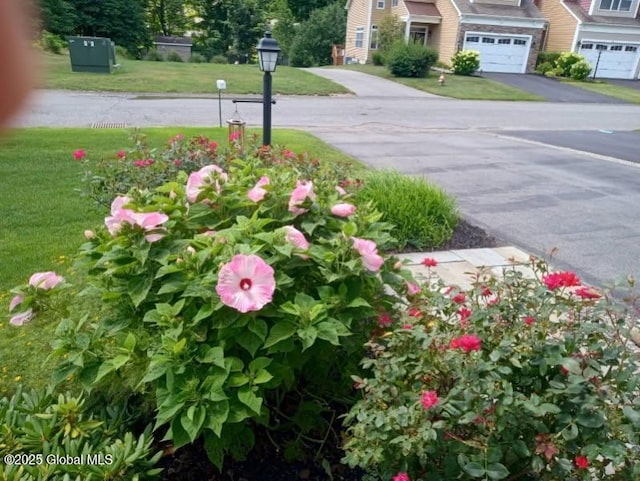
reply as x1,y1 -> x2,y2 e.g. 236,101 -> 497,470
193,303 -> 214,323
347,297 -> 371,308
123,333 -> 136,352
204,431 -> 225,472
562,423 -> 579,441
252,369 -> 273,385
128,275 -> 153,307
172,338 -> 187,355
238,386 -> 263,414
486,463 -> 509,480
623,406 -> 640,426
577,411 -> 605,428
181,405 -> 206,443
204,400 -> 229,438
237,331 -> 262,357
297,326 -> 318,351
171,415 -> 191,449
197,347 -> 226,368
247,318 -> 268,342
264,322 -> 297,348
140,359 -> 168,385
342,222 -> 357,237
512,440 -> 530,457
463,462 -> 485,478
228,373 -> 249,387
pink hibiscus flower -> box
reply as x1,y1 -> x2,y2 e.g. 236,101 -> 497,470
9,294 -> 24,312
283,226 -> 310,250
330,203 -> 356,217
186,164 -> 227,203
288,181 -> 316,215
352,237 -> 384,272
248,176 -> 270,203
10,308 -> 34,326
406,282 -> 421,296
215,254 -> 276,313
28,272 -> 64,290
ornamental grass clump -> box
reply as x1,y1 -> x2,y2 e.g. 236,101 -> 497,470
23,141 -> 414,471
343,257 -> 640,481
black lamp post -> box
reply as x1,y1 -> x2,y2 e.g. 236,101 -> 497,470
256,31 -> 280,147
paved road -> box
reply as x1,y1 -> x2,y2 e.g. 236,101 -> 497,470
481,73 -> 631,103
10,73 -> 640,286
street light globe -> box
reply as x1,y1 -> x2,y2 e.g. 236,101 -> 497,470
257,31 -> 280,73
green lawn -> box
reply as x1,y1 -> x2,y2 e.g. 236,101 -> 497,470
336,64 -> 544,101
561,78 -> 640,104
40,51 -> 350,95
0,127 -> 357,396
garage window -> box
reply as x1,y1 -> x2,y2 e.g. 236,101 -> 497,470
625,46 -> 638,52
581,43 -> 593,49
482,37 -> 495,44
610,45 -> 623,51
498,39 -> 511,45
466,36 -> 479,43
513,39 -> 527,46
596,44 -> 608,50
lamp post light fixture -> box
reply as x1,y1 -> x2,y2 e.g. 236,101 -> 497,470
256,31 -> 280,147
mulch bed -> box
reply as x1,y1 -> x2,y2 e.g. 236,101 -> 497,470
158,219 -> 498,481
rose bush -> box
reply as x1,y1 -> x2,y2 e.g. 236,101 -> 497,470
343,258 -> 640,481
47,147 -> 413,470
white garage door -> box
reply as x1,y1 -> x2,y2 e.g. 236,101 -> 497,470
463,33 -> 530,74
579,42 -> 640,79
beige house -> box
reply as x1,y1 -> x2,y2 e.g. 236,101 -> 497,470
345,0 -> 547,73
537,0 -> 640,78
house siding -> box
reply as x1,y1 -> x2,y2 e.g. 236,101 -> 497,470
393,0 -> 409,15
537,0 -> 578,51
434,0 -> 461,63
458,24 -> 543,71
576,0 -> 591,11
346,0 -> 372,61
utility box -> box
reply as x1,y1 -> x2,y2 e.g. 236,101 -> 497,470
68,36 -> 117,74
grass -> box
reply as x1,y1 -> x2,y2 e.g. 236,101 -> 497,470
0,127 -> 357,396
336,64 -> 544,101
39,51 -> 350,95
561,78 -> 640,104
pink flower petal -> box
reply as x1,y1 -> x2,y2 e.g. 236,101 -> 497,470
215,255 -> 276,313
28,272 -> 64,290
9,294 -> 24,312
288,181 -> 315,215
283,226 -> 310,250
330,203 -> 356,217
10,308 -> 34,326
352,237 -> 384,272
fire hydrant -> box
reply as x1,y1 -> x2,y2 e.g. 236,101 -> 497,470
438,73 -> 445,86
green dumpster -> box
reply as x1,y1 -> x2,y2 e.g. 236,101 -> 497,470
67,36 -> 117,74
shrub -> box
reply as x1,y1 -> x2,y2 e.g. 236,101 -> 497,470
40,30 -> 66,54
0,386 -> 161,479
377,14 -> 404,55
354,170 -> 459,249
386,41 -> 438,78
343,260 -> 640,481
555,52 -> 586,77
371,51 -> 385,66
544,66 -> 564,78
190,53 -> 206,63
144,49 -> 164,62
210,54 -> 228,64
38,136 -> 412,471
166,50 -> 183,62
570,59 -> 592,80
115,45 -> 132,60
535,61 -> 554,75
536,51 -> 562,68
451,50 -> 480,76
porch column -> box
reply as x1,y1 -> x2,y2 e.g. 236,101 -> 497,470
404,19 -> 411,43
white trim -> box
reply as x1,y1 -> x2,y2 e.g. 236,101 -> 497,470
448,0 -> 463,17
406,14 -> 442,23
459,14 -> 546,29
463,31 -> 532,73
366,0 -> 373,62
580,22 -> 640,34
376,0 -> 385,8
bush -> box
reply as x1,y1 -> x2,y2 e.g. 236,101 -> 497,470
536,51 -> 562,68
115,45 -> 133,60
555,52 -> 586,77
166,50 -> 184,62
210,54 -> 228,64
354,170 -> 458,249
544,66 -> 564,78
570,59 -> 592,80
144,49 -> 164,61
189,52 -> 206,63
451,50 -> 480,76
27,135 -> 412,471
40,30 -> 66,54
343,260 -> 640,481
1,386 -> 162,479
371,51 -> 385,66
535,61 -> 554,75
386,41 -> 438,78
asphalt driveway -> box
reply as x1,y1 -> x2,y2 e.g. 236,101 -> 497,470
482,73 -> 630,103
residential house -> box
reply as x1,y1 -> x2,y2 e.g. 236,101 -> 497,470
537,0 -> 640,78
345,0 -> 547,73
153,36 -> 193,61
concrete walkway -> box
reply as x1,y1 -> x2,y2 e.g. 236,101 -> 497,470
306,68 -> 443,98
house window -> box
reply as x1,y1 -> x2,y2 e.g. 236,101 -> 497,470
482,37 -> 496,44
377,0 -> 385,8
513,39 -> 527,45
625,45 -> 638,52
466,36 -> 479,43
355,27 -> 364,48
370,25 -> 379,49
392,0 -> 399,5
610,45 -> 623,51
498,38 -> 511,45
599,0 -> 632,11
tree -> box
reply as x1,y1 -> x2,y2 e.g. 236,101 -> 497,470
146,0 -> 189,37
39,0 -> 78,36
378,14 -> 404,55
287,0 -> 339,21
289,2 -> 346,67
270,0 -> 297,63
68,0 -> 150,55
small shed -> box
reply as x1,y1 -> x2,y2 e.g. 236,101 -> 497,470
153,36 -> 193,61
